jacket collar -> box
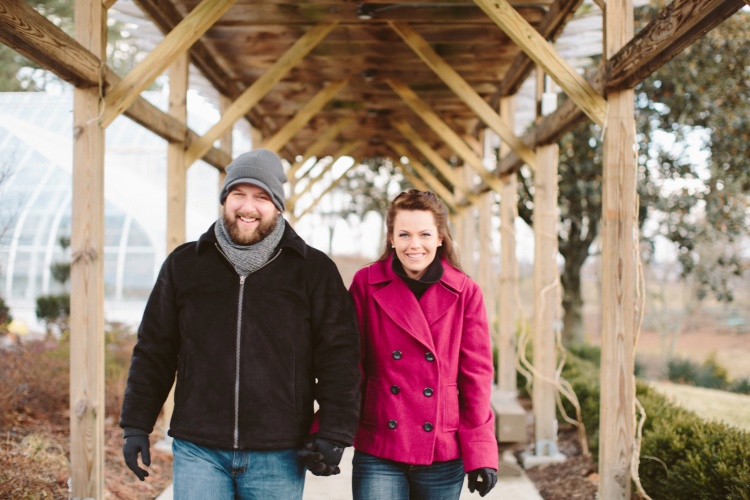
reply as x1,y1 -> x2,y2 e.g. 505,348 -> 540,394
369,256 -> 466,349
196,219 -> 308,258
368,255 -> 466,293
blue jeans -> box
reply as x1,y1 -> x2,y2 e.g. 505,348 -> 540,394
172,438 -> 305,499
352,450 -> 465,500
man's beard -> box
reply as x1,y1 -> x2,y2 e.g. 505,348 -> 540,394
224,212 -> 278,245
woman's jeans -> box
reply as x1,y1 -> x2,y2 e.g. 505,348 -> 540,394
172,438 -> 305,499
352,450 -> 465,500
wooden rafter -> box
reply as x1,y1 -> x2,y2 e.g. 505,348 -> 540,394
387,140 -> 457,211
131,0 -> 286,152
474,0 -> 607,126
287,117 -> 353,179
388,79 -> 505,194
485,0 -> 745,187
262,79 -> 349,153
390,22 -> 537,170
101,0 -> 237,127
295,156 -> 361,219
0,0 -> 230,169
397,163 -> 431,193
289,139 -> 362,205
606,0 -> 745,90
184,22 -> 338,167
496,0 -> 583,99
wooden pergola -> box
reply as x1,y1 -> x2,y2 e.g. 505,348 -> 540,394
0,0 -> 745,497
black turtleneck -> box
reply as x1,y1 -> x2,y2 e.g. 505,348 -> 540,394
391,254 -> 444,299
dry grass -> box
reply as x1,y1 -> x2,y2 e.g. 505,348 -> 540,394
0,334 -> 173,499
648,380 -> 750,433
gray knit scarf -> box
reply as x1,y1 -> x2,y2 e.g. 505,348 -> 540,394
214,214 -> 285,276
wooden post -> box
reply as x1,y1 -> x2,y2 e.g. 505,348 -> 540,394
461,163 -> 476,275
219,94 -> 233,211
531,143 -> 561,457
155,52 -> 190,453
70,1 -> 106,497
497,97 -> 518,393
167,53 -> 188,253
478,130 -> 496,334
599,0 -> 636,497
451,165 -> 465,261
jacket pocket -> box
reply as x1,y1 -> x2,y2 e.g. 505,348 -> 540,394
443,383 -> 459,431
362,377 -> 381,427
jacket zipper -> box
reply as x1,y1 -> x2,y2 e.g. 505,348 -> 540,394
234,274 -> 245,448
215,243 -> 283,449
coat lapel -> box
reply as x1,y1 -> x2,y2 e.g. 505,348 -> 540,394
370,260 -> 435,350
419,278 -> 459,327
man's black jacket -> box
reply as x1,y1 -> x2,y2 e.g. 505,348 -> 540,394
119,222 -> 361,450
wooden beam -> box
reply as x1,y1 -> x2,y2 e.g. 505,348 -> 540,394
132,0 -> 279,142
70,1 -> 106,496
390,22 -> 536,170
606,0 -> 745,90
101,0 -> 237,127
184,22 -> 338,167
295,158 -> 360,220
599,0 -> 637,496
391,119 -> 459,187
496,0 -> 582,98
387,140 -> 458,211
0,0 -> 230,169
474,0 -> 607,126
262,79 -> 349,153
397,164 -> 431,193
287,117 -> 353,179
488,0 -> 744,183
387,79 -> 506,194
0,0 -> 97,87
289,140 -> 362,205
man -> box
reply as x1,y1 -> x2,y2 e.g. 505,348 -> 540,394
120,148 -> 361,498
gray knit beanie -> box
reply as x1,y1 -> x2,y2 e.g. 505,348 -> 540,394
220,149 -> 287,212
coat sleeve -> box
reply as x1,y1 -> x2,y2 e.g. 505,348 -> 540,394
119,255 -> 180,433
309,256 -> 362,445
457,282 -> 499,472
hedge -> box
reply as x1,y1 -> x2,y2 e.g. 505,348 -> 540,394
557,347 -> 750,499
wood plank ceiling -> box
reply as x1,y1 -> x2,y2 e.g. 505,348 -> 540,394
128,0 -> 576,165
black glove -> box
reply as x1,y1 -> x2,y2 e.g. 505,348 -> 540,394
296,437 -> 345,476
122,428 -> 151,481
467,467 -> 497,497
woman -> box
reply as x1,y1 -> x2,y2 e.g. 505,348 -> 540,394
349,190 -> 498,499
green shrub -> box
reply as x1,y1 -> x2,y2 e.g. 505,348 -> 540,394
728,377 -> 750,395
637,385 -> 750,499
559,348 -> 750,499
667,355 -> 731,390
668,357 -> 700,384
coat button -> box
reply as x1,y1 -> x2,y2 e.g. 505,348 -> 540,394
423,387 -> 434,397
425,352 -> 435,362
388,420 -> 398,429
392,350 -> 403,360
423,422 -> 433,432
391,385 -> 400,394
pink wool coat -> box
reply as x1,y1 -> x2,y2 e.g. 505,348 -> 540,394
349,257 -> 498,472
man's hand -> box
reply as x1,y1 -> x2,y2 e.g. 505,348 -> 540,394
122,428 -> 151,481
297,437 -> 345,476
467,467 -> 497,497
